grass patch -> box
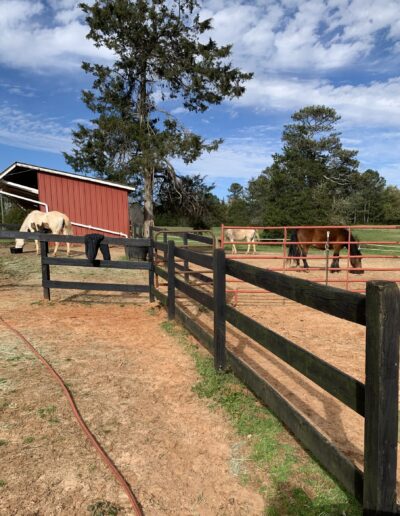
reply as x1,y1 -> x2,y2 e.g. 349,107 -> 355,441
37,405 -> 60,424
0,480 -> 7,488
87,500 -> 122,515
23,436 -> 35,444
0,439 -> 7,446
0,399 -> 10,411
160,320 -> 361,515
6,354 -> 26,362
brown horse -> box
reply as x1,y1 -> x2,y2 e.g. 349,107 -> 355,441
287,228 -> 364,274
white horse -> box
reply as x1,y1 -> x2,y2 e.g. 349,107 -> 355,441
224,228 -> 259,254
15,210 -> 73,256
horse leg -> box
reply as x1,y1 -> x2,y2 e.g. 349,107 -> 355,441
35,239 -> 39,255
301,245 -> 310,271
52,239 -> 60,257
245,238 -> 250,254
330,247 -> 340,273
67,241 -> 70,256
232,241 -> 237,254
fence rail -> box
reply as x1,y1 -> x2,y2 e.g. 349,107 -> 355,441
3,226 -> 399,513
1,230 -> 153,300
221,224 -> 400,298
154,240 -> 400,514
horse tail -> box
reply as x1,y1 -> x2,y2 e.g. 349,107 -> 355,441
288,230 -> 300,258
62,216 -> 73,235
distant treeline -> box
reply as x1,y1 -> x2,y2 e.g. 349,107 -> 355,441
155,106 -> 400,229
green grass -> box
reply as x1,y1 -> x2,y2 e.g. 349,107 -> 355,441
37,405 -> 59,424
159,319 -> 361,515
211,226 -> 400,257
353,228 -> 400,256
0,480 -> 7,488
87,500 -> 122,515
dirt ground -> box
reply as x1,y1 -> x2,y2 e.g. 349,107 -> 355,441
1,240 -> 399,514
0,242 -> 264,515
179,250 -> 400,491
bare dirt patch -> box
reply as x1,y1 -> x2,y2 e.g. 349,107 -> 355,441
0,243 -> 264,515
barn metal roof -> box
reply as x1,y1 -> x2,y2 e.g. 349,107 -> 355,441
0,162 -> 136,192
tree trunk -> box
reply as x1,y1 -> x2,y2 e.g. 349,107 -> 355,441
143,168 -> 154,237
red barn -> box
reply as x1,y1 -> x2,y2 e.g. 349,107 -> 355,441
0,162 -> 135,236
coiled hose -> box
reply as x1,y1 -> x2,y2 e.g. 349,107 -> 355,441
0,316 -> 143,516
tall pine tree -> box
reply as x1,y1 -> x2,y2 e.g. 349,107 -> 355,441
64,0 -> 252,235
264,106 -> 359,225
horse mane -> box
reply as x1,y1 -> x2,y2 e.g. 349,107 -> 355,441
344,229 -> 361,256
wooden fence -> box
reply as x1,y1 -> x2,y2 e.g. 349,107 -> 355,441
0,230 -> 153,301
153,239 -> 400,515
2,227 -> 399,513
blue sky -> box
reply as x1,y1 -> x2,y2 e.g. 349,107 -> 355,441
0,0 -> 400,199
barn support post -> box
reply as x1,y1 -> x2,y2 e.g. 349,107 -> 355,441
148,240 -> 155,302
167,240 -> 176,320
213,248 -> 226,371
183,232 -> 189,282
363,280 -> 400,515
40,239 -> 51,301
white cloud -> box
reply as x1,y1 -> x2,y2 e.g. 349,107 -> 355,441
0,81 -> 36,98
0,0 -> 399,191
202,0 -> 400,72
235,76 -> 400,128
176,132 -> 277,180
0,1 -> 43,26
0,104 -> 71,153
0,1 -> 112,71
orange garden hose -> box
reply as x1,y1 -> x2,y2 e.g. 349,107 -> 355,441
0,316 -> 143,516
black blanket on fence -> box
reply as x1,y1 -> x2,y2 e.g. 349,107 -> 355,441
84,233 -> 111,262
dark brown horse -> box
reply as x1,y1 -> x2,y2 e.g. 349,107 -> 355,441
287,228 -> 364,274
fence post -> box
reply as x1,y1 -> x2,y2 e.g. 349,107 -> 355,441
167,240 -> 175,320
364,280 -> 400,515
183,232 -> 189,282
40,239 -> 50,301
213,248 -> 226,371
148,239 -> 155,302
163,232 -> 167,262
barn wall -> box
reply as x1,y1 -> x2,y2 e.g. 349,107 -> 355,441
37,172 -> 130,237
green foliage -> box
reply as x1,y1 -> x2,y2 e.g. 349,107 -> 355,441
87,500 -> 122,516
225,182 -> 251,224
154,173 -> 225,228
225,105 -> 392,227
0,198 -> 27,225
382,186 -> 400,224
264,105 -> 359,226
65,0 -> 252,232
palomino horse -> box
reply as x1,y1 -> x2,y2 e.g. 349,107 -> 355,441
15,210 -> 73,256
287,228 -> 364,274
224,228 -> 259,254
